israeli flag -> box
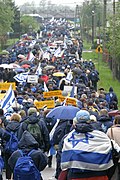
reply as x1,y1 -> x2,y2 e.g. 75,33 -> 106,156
29,40 -> 36,48
54,46 -> 61,57
44,82 -> 48,92
14,72 -> 29,83
27,51 -> 35,62
35,63 -> 42,76
48,119 -> 60,157
66,70 -> 73,83
1,85 -> 15,114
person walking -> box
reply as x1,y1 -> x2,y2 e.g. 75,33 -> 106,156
8,131 -> 48,180
57,110 -> 120,180
107,115 -> 120,179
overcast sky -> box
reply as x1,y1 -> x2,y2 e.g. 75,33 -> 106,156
14,0 -> 85,6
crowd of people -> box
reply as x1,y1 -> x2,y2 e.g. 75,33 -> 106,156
0,17 -> 119,180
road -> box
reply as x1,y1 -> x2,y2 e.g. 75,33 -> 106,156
2,155 -> 57,180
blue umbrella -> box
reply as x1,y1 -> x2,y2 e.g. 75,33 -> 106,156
46,105 -> 80,120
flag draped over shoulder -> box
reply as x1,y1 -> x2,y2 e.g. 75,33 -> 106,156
1,85 -> 15,114
13,72 -> 29,83
61,130 -> 113,171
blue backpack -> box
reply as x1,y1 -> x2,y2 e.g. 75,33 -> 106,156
14,150 -> 41,180
5,131 -> 18,154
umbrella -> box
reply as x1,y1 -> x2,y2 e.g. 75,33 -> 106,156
1,50 -> 9,55
46,105 -> 80,120
20,60 -> 31,65
108,110 -> 120,117
9,63 -> 21,69
18,54 -> 26,59
53,72 -> 65,77
0,64 -> 9,69
14,68 -> 25,72
21,64 -> 30,69
44,65 -> 55,70
72,68 -> 82,75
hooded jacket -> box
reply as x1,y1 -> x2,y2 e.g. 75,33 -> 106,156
56,122 -> 120,179
18,113 -> 50,152
8,131 -> 47,172
98,115 -> 113,133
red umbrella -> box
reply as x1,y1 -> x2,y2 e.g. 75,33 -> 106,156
108,110 -> 120,117
21,64 -> 30,69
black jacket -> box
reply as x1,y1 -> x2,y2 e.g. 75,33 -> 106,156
8,131 -> 48,172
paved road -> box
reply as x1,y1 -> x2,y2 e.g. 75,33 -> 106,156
41,155 -> 57,180
2,155 -> 57,180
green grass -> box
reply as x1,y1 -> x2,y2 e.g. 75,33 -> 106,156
82,50 -> 120,108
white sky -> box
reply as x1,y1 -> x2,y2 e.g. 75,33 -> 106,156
14,0 -> 85,6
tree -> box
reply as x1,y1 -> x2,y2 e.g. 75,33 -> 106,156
0,0 -> 14,49
107,1 -> 120,80
20,15 -> 39,34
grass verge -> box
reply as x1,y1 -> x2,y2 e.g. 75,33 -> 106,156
82,50 -> 120,108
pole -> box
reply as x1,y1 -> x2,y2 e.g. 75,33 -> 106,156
103,0 -> 107,52
112,0 -> 116,79
92,11 -> 95,48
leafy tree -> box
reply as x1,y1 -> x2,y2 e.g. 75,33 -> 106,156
0,0 -> 14,49
20,15 -> 39,34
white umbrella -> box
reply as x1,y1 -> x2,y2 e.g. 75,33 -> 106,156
0,64 -> 9,69
9,63 -> 21,69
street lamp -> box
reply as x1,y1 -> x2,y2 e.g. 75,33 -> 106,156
92,10 -> 95,47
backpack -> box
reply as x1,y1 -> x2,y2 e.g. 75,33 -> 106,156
90,71 -> 99,81
45,117 -> 55,133
52,120 -> 71,145
5,131 -> 18,154
14,150 -> 41,180
27,122 -> 42,145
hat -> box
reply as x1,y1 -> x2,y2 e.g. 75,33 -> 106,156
75,110 -> 90,123
109,87 -> 113,92
7,107 -> 14,113
27,107 -> 37,116
17,96 -> 23,105
99,87 -> 104,91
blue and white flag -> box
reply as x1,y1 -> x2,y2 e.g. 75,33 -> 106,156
61,130 -> 114,171
27,51 -> 35,62
48,119 -> 60,157
44,82 -> 48,92
35,63 -> 42,76
29,40 -> 36,48
70,84 -> 75,97
54,46 -> 61,57
63,41 -> 67,49
66,70 -> 73,83
14,72 -> 29,83
1,85 -> 15,114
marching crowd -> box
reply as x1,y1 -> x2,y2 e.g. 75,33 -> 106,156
0,18 -> 119,180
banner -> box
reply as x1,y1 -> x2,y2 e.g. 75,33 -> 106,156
64,86 -> 77,96
43,90 -> 62,98
0,82 -> 16,90
27,75 -> 38,83
58,96 -> 77,106
0,93 -> 6,99
34,100 -> 55,109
